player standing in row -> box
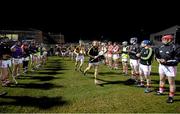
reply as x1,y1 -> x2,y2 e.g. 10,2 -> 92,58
11,41 -> 23,77
137,40 -> 154,92
121,41 -> 129,75
155,35 -> 180,103
128,37 -> 140,82
107,41 -> 113,69
112,42 -> 120,69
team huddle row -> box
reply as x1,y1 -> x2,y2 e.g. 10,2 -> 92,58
73,35 -> 180,103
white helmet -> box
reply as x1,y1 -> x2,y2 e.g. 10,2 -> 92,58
122,41 -> 128,46
130,37 -> 138,44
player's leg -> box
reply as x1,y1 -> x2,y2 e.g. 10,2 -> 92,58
144,65 -> 152,93
94,64 -> 100,85
166,66 -> 177,103
83,63 -> 93,76
157,65 -> 166,95
138,64 -> 145,87
78,56 -> 84,72
75,56 -> 79,71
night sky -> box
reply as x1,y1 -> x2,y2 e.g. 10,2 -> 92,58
1,1 -> 180,42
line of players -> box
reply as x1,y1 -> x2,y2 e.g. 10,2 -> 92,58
0,39 -> 48,87
73,35 -> 180,103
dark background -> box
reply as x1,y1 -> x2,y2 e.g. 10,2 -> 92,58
0,1 -> 179,42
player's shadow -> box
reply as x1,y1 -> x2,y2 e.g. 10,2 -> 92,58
43,58 -> 69,72
0,96 -> 67,109
37,71 -> 63,75
175,80 -> 180,85
97,78 -> 124,86
175,86 -> 180,94
9,83 -> 63,90
86,71 -> 122,76
150,72 -> 159,76
99,71 -> 122,76
19,75 -> 61,81
47,61 -> 62,63
151,80 -> 180,87
151,80 -> 160,85
151,79 -> 170,85
153,87 -> 180,96
173,99 -> 180,102
43,68 -> 68,71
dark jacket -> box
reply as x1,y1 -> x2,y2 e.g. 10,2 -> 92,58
155,44 -> 180,66
129,44 -> 140,60
140,47 -> 154,65
88,46 -> 99,63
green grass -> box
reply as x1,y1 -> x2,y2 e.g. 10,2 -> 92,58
0,56 -> 180,113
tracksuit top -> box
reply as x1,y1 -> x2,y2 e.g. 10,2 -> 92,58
139,47 -> 154,66
121,46 -> 129,59
88,46 -> 99,63
11,45 -> 23,58
155,44 -> 180,66
0,42 -> 11,60
129,44 -> 140,60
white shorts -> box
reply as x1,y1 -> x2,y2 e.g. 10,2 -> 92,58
107,53 -> 113,58
130,59 -> 139,71
61,52 -> 66,56
122,58 -> 128,62
38,55 -> 41,60
23,57 -> 30,61
13,58 -> 23,64
55,52 -> 59,55
139,64 -> 151,76
89,62 -> 99,66
69,52 -> 74,56
1,60 -> 12,68
113,54 -> 120,60
159,64 -> 177,77
130,59 -> 139,67
104,53 -> 108,58
76,55 -> 84,62
30,54 -> 33,60
32,55 -> 37,61
33,54 -> 38,58
43,51 -> 48,57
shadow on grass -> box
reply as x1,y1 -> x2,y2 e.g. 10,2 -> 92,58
151,80 -> 170,85
45,59 -> 68,71
9,83 -> 63,90
85,71 -> 122,76
175,80 -> 180,86
99,71 -> 122,76
37,71 -> 63,75
97,78 -> 124,86
19,75 -> 61,81
43,68 -> 68,71
0,96 -> 67,109
153,87 -> 180,96
152,80 -> 180,89
47,61 -> 63,64
173,99 -> 180,102
151,72 -> 159,76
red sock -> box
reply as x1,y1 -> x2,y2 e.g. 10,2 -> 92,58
169,91 -> 175,97
159,86 -> 164,93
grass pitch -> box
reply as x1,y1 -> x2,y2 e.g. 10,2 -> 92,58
0,56 -> 180,113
